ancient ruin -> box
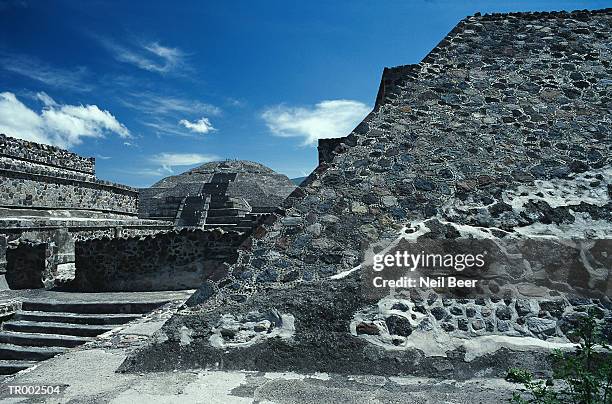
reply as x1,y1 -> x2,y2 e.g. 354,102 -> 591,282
0,135 -> 298,373
0,7 -> 610,401
139,160 -> 295,231
0,134 -> 173,289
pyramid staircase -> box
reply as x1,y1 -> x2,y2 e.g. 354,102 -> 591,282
174,195 -> 209,228
0,299 -> 169,375
173,172 -> 268,235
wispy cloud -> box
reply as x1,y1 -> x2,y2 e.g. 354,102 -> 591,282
122,93 -> 221,117
0,91 -> 130,148
99,38 -> 186,74
179,117 -> 215,134
149,152 -> 218,173
133,167 -> 169,177
142,119 -> 207,138
262,100 -> 370,145
225,97 -> 246,108
122,92 -> 220,138
0,53 -> 91,92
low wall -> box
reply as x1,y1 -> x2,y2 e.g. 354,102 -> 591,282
72,229 -> 245,292
0,169 -> 138,214
0,223 -> 173,278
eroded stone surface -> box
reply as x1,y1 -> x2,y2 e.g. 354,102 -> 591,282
208,309 -> 295,349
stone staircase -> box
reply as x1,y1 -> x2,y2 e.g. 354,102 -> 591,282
0,299 -> 168,375
174,195 -> 209,227
203,197 -> 259,233
157,171 -> 279,236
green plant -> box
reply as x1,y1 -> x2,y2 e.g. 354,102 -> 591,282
507,368 -> 534,384
510,309 -> 612,403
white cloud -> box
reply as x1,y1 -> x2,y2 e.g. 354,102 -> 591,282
179,117 -> 215,134
0,91 -> 130,148
149,152 -> 218,173
0,53 -> 91,92
100,38 -> 185,74
261,99 -> 370,145
36,91 -> 57,107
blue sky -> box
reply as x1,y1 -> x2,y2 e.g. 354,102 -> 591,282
0,0 -> 609,187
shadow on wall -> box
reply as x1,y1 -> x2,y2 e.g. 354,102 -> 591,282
69,228 -> 247,292
5,242 -> 56,289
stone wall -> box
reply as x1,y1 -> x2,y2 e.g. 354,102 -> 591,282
72,229 -> 246,292
0,155 -> 94,182
0,133 -> 95,175
184,7 -> 612,304
0,133 -> 173,285
0,222 -> 173,279
0,169 -> 138,214
0,133 -> 139,215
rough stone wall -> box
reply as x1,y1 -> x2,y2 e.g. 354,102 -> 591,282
0,170 -> 138,213
0,133 -> 138,214
0,134 -> 168,281
72,229 -> 246,292
0,223 -> 173,278
184,8 -> 612,304
0,133 -> 95,174
0,156 -> 94,182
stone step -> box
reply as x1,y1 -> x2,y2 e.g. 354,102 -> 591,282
202,224 -> 253,233
206,208 -> 246,216
201,184 -> 228,192
205,216 -> 243,225
208,201 -> 236,209
237,219 -> 257,226
0,359 -> 38,375
14,310 -> 142,325
2,321 -> 115,338
0,343 -> 66,361
20,300 -> 167,314
0,331 -> 93,348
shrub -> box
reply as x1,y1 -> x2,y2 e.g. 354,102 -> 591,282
510,309 -> 611,403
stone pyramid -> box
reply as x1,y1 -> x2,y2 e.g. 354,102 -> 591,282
120,9 -> 612,377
